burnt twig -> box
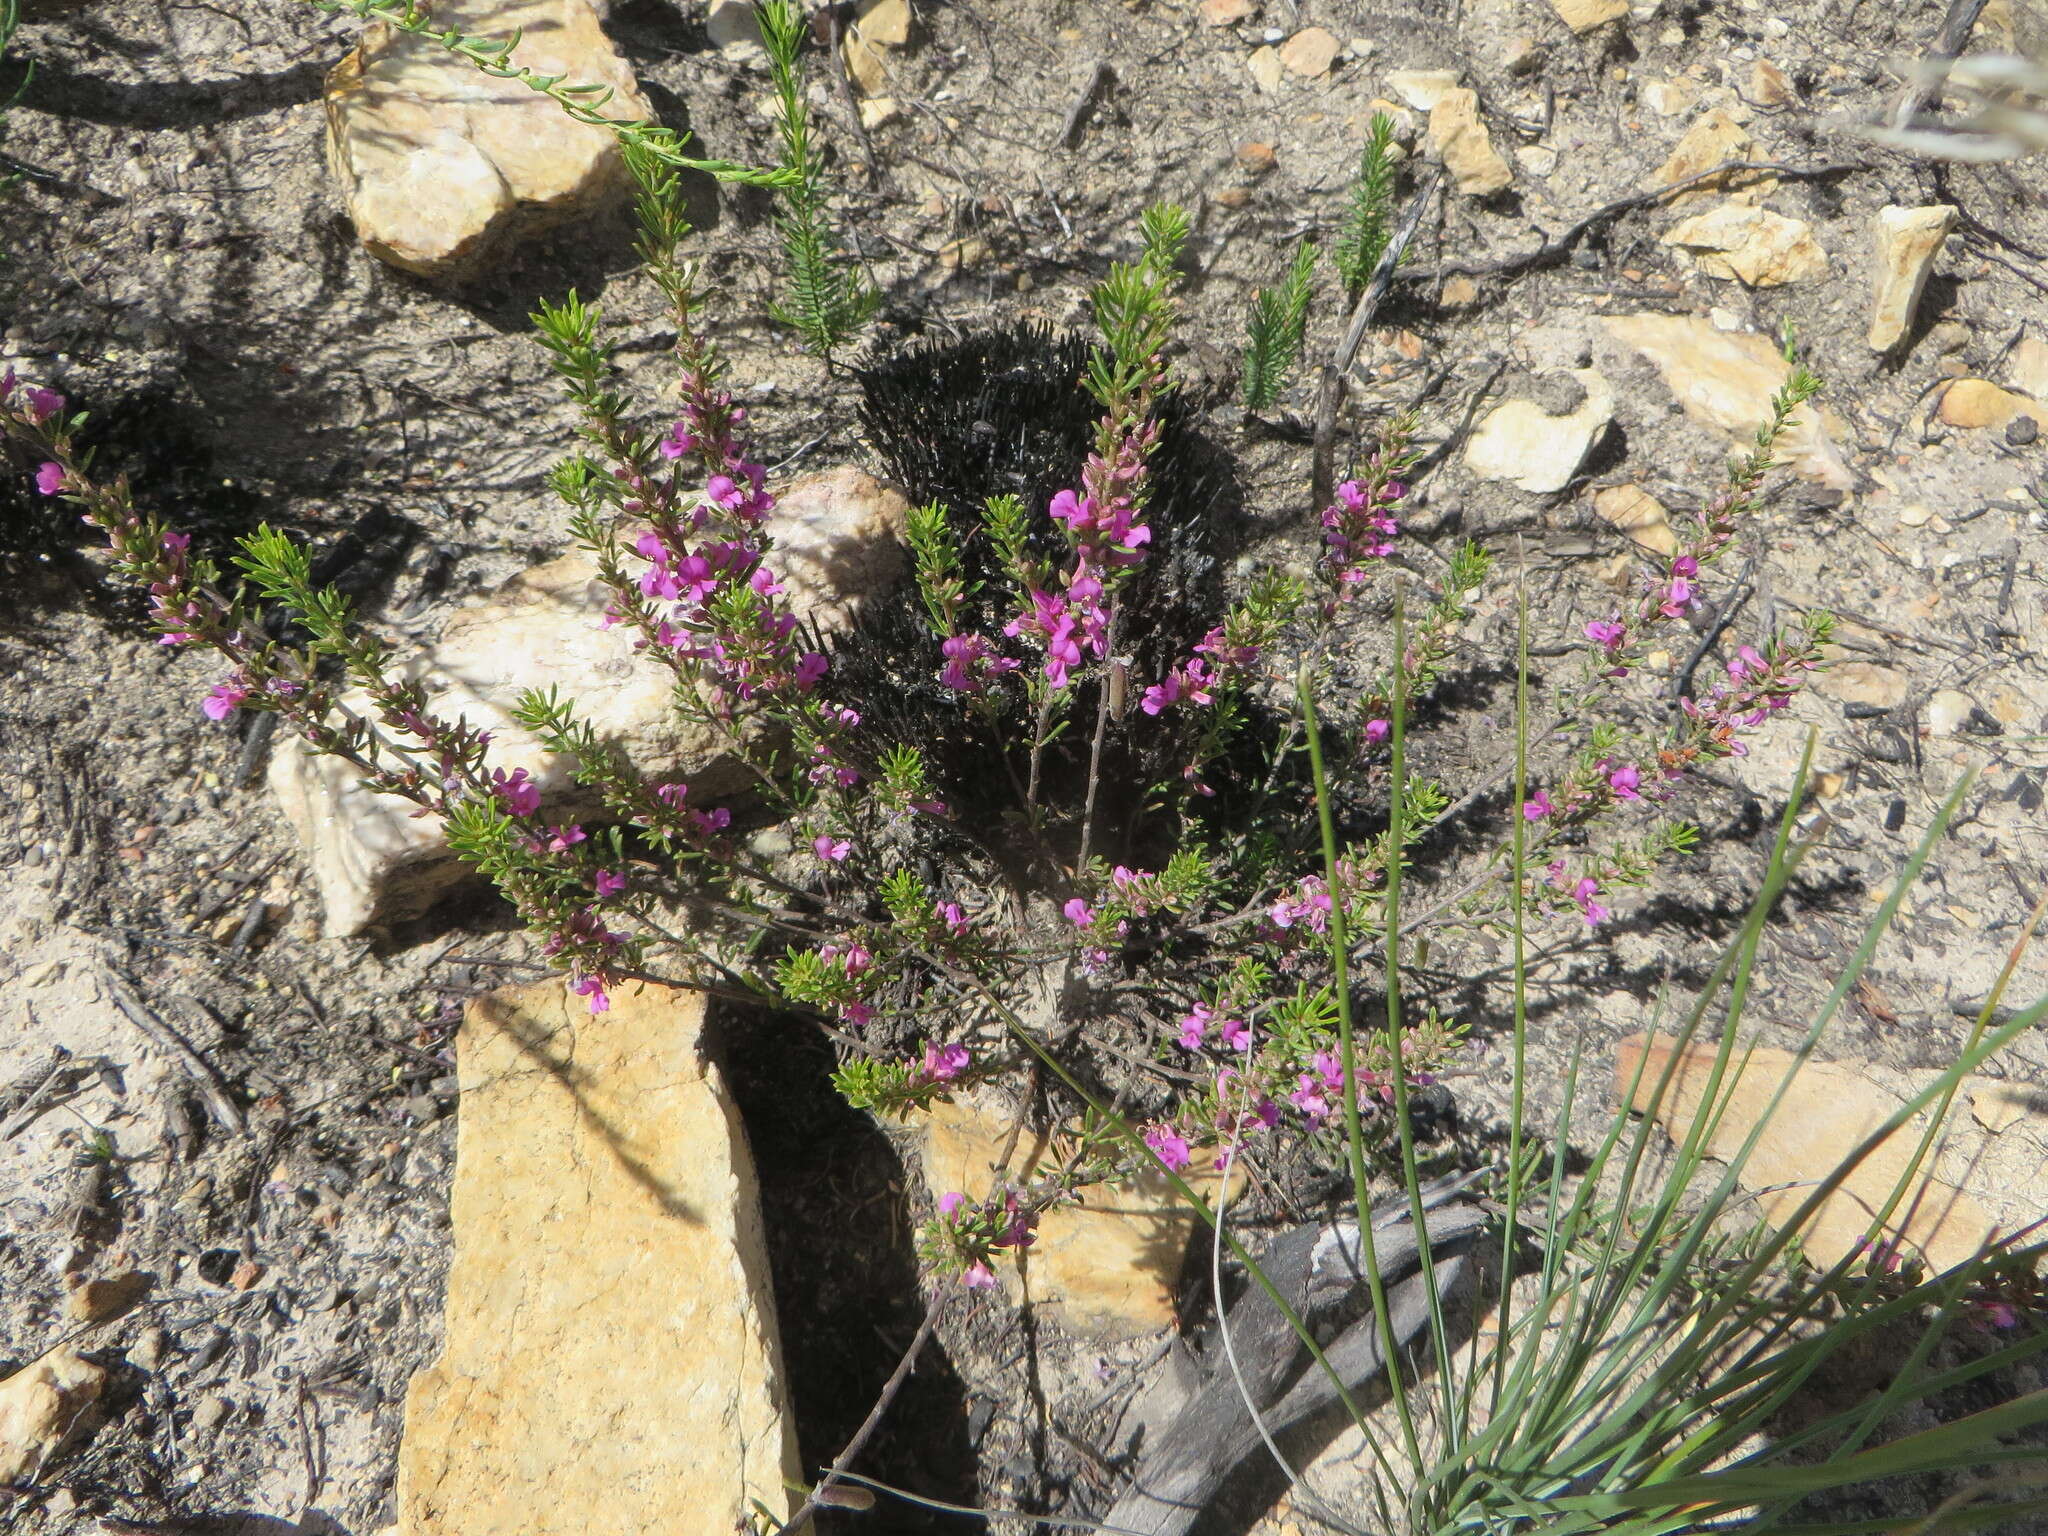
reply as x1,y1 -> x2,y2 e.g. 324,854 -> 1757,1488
100,962 -> 247,1135
1311,170 -> 1443,509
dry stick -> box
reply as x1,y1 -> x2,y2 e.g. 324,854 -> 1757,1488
1889,0 -> 1993,130
1310,170 -> 1442,511
1415,159 -> 1866,284
827,7 -> 883,187
1076,607 -> 1123,873
100,962 -> 248,1135
782,1296 -> 945,1534
1058,61 -> 1114,150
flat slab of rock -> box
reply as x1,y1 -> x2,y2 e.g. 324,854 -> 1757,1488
270,465 -> 908,936
1429,88 -> 1513,196
1464,368 -> 1613,493
923,1098 -> 1218,1340
325,0 -> 655,278
1600,312 -> 1853,488
397,979 -> 797,1536
1616,1034 -> 2047,1271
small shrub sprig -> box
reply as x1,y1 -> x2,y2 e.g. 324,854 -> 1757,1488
757,0 -> 879,365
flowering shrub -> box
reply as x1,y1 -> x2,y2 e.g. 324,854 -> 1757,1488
1,141 -> 1839,1298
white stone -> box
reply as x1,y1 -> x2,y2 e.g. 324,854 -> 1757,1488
325,0 -> 655,279
1247,45 -> 1285,94
1465,369 -> 1615,493
1927,689 -> 1974,737
270,467 -> 909,936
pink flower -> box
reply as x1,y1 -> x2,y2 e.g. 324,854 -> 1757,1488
937,1190 -> 968,1218
23,387 -> 63,425
544,824 -> 586,853
1143,1125 -> 1192,1172
653,782 -> 690,809
961,1260 -> 999,1291
1064,897 -> 1095,928
593,869 -> 627,899
794,652 -> 829,690
842,1001 -> 874,1029
923,1041 -> 971,1082
490,767 -> 542,817
1363,718 -> 1390,746
1727,644 -> 1766,682
1572,877 -> 1609,928
1218,1016 -> 1251,1052
1585,618 -> 1626,649
813,834 -> 851,863
1607,764 -> 1641,801
1177,1005 -> 1210,1050
1523,790 -> 1555,821
201,678 -> 250,721
34,462 -> 64,496
938,901 -> 969,936
572,973 -> 611,1014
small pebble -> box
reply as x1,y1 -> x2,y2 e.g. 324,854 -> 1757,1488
2007,415 -> 2039,446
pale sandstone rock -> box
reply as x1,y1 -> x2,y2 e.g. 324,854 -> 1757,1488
704,0 -> 762,51
2010,336 -> 2048,400
1648,108 -> 1769,204
1247,45 -> 1285,93
270,466 -> 909,937
0,1350 -> 105,1485
1549,0 -> 1628,32
1822,661 -> 1909,710
1429,88 -> 1513,195
922,1098 -> 1220,1340
398,980 -> 797,1536
1641,77 -> 1699,117
1938,378 -> 2048,431
1615,1035 -> 2046,1271
1927,688 -> 1975,737
325,0 -> 654,279
1384,67 -> 1460,112
1662,202 -> 1826,286
1866,205 -> 1957,351
1199,0 -> 1254,22
1464,369 -> 1614,493
1591,484 -> 1679,555
855,0 -> 912,47
1279,27 -> 1341,77
1600,312 -> 1854,488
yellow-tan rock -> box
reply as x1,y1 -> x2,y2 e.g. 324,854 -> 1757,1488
269,466 -> 909,937
1866,205 -> 1957,351
1649,108 -> 1769,204
1616,1035 -> 2046,1272
922,1098 -> 1219,1340
1430,88 -> 1513,195
2010,336 -> 2048,400
0,1350 -> 106,1485
1662,202 -> 1827,286
1591,484 -> 1679,555
1938,378 -> 2048,431
1601,312 -> 1854,487
1549,0 -> 1628,32
1750,59 -> 1798,107
1464,370 -> 1615,493
1279,27 -> 1341,77
1384,68 -> 1460,112
1820,661 -> 1908,710
325,0 -> 654,279
398,980 -> 798,1536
